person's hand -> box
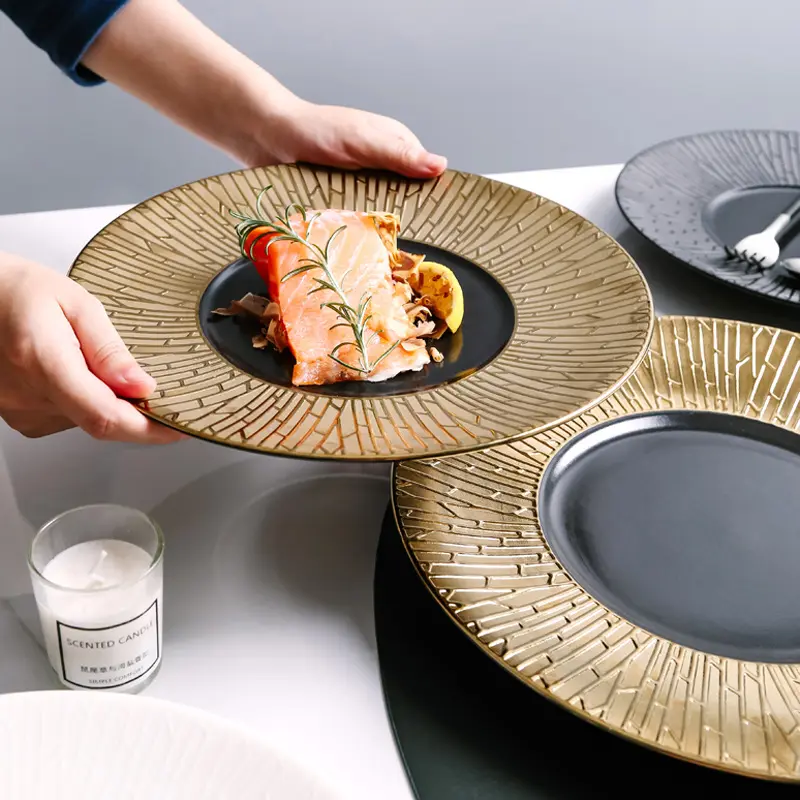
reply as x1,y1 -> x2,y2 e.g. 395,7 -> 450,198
242,101 -> 448,180
0,255 -> 182,443
80,0 -> 447,181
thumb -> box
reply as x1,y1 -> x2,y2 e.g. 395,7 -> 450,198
388,139 -> 448,179
64,294 -> 156,399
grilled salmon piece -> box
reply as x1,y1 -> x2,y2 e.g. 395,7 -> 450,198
266,210 -> 430,386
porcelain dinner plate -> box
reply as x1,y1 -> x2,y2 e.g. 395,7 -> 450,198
69,164 -> 652,460
394,315 -> 800,781
0,691 -> 339,799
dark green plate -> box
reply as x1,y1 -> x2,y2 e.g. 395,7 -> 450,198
374,506 -> 797,798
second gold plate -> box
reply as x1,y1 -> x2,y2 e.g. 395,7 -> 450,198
395,315 -> 800,781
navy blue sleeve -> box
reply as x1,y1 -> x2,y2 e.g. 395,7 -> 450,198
0,0 -> 130,86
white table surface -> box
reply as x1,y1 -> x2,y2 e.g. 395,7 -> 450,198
1,163 -> 797,799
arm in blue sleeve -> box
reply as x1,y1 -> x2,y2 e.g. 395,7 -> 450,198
0,0 -> 130,86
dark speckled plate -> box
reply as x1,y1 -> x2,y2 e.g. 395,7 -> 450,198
616,129 -> 800,306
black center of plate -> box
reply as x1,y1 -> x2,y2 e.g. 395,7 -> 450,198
704,185 -> 800,262
198,240 -> 515,397
539,410 -> 800,663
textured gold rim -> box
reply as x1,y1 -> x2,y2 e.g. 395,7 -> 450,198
394,315 -> 800,781
69,164 -> 652,460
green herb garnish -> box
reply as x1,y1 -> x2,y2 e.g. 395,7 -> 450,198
231,187 -> 399,375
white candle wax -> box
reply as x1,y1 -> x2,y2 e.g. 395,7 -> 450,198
34,539 -> 163,691
43,539 -> 152,590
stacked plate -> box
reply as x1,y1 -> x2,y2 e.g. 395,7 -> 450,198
66,145 -> 800,786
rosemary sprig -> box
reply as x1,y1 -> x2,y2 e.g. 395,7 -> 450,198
230,187 -> 399,375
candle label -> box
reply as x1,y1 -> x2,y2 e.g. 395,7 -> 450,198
55,599 -> 160,689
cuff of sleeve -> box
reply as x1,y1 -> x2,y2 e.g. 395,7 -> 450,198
53,0 -> 131,86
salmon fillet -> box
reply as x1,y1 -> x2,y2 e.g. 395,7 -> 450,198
266,210 -> 430,386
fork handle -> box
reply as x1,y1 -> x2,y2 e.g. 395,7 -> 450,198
764,194 -> 800,238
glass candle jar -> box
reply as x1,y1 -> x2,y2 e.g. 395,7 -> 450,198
28,504 -> 164,693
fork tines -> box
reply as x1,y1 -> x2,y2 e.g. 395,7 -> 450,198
724,245 -> 766,269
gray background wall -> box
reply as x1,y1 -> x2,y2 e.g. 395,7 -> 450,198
1,0 -> 799,215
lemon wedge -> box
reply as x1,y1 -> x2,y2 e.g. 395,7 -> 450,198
412,262 -> 464,333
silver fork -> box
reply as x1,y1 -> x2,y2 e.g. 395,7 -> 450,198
725,194 -> 800,268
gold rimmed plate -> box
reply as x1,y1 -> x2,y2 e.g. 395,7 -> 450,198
69,164 -> 652,460
394,315 -> 800,781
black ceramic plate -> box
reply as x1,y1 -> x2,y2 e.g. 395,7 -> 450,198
375,507 -> 799,798
539,409 -> 800,664
616,129 -> 800,306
